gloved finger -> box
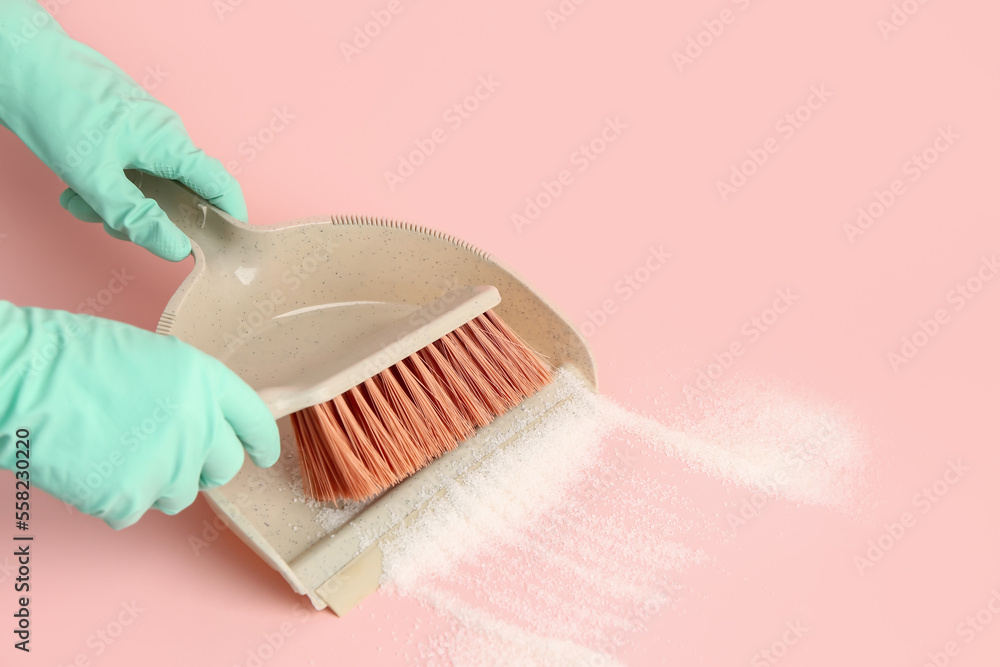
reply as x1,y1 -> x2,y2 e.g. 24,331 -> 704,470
104,512 -> 144,530
151,480 -> 200,516
137,138 -> 249,222
59,188 -> 129,241
59,187 -> 103,222
59,188 -> 132,241
99,497 -> 148,530
200,439 -> 247,489
176,151 -> 249,223
102,221 -> 131,242
213,365 -> 280,469
77,170 -> 192,262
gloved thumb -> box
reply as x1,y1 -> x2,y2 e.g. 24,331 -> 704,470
212,360 -> 281,469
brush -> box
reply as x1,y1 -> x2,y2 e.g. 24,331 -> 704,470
290,309 -> 552,502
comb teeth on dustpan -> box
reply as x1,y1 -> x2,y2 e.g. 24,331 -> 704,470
134,172 -> 597,616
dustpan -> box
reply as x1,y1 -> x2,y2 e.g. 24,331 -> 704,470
135,172 -> 597,615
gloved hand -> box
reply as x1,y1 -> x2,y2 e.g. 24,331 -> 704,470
0,302 -> 280,529
0,0 -> 246,261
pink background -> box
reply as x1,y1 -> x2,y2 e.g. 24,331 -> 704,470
1,0 -> 998,664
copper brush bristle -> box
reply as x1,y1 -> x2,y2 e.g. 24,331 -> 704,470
289,311 -> 552,502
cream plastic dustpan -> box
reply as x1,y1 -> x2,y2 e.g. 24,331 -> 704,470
135,172 -> 597,615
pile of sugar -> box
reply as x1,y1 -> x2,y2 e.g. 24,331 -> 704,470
369,369 -> 869,664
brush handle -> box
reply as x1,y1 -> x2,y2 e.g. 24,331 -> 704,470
128,169 -> 259,267
259,284 -> 501,419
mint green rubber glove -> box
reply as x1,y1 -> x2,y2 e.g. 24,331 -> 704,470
0,0 -> 246,261
0,302 -> 280,529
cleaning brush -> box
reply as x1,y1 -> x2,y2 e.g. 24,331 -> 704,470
289,310 -> 552,502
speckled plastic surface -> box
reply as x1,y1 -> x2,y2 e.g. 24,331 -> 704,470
135,172 -> 597,615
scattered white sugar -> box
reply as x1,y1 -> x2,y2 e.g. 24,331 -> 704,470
375,369 -> 869,664
314,498 -> 374,533
660,377 -> 871,512
285,436 -> 375,533
381,374 -> 606,590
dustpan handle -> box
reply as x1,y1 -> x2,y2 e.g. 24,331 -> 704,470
127,169 -> 256,263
